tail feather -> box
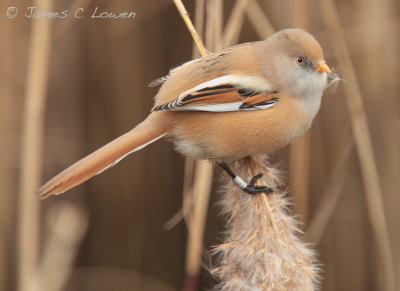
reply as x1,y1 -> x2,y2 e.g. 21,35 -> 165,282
36,115 -> 166,199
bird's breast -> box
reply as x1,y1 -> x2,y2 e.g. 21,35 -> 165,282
168,94 -> 317,161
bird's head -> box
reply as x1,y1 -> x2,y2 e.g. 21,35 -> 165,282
263,28 -> 332,100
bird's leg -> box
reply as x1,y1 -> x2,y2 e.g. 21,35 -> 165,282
217,162 -> 273,195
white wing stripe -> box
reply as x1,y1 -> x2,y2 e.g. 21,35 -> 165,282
170,101 -> 276,112
178,75 -> 273,101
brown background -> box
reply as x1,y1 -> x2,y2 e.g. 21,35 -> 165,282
1,0 -> 399,290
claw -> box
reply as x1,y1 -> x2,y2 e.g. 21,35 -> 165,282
217,162 -> 274,196
249,173 -> 263,186
244,173 -> 272,195
243,173 -> 273,195
243,185 -> 273,195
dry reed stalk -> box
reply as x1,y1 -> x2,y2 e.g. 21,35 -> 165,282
173,0 -> 208,57
289,0 -> 311,225
30,202 -> 88,291
166,0 -> 207,231
212,0 -> 224,51
0,4 -> 19,288
182,0 -> 206,231
164,158 -> 195,231
292,0 -> 308,29
182,0 -> 206,230
55,0 -> 92,40
17,0 -> 53,291
163,1 -> 206,233
182,158 -> 197,229
320,1 -> 394,290
184,161 -> 213,288
170,0 -> 248,232
289,134 -> 311,224
244,0 -> 274,39
183,3 -> 221,288
211,156 -> 320,290
306,127 -> 353,243
173,1 -> 214,290
192,0 -> 206,58
205,0 -> 216,49
219,0 -> 249,49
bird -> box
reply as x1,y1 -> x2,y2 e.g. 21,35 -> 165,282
36,28 -> 332,199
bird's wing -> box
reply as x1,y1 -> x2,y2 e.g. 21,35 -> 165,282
148,75 -> 171,87
152,75 -> 279,112
148,58 -> 201,87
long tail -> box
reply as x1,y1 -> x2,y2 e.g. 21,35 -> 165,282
36,113 -> 167,199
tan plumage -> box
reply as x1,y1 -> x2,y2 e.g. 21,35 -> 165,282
36,28 -> 332,198
36,113 -> 168,198
168,95 -> 309,160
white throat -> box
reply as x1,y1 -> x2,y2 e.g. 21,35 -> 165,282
287,68 -> 327,118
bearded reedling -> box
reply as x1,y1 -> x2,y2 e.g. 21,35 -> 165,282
36,28 -> 333,199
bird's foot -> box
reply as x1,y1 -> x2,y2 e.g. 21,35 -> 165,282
217,162 -> 274,196
241,173 -> 273,195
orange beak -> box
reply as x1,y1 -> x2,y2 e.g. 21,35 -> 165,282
314,61 -> 331,74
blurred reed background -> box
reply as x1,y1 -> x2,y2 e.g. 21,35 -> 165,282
0,0 -> 399,290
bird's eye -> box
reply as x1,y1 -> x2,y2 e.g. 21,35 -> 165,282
296,57 -> 304,65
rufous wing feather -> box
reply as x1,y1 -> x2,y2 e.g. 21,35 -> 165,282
152,75 -> 279,112
36,114 -> 166,199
